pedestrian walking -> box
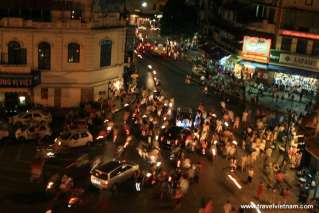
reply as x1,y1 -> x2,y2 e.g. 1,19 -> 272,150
256,181 -> 264,201
204,198 -> 213,213
223,200 -> 232,213
174,187 -> 183,209
247,167 -> 254,183
240,154 -> 247,173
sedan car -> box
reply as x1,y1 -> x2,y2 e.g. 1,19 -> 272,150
10,110 -> 52,126
55,130 -> 93,148
15,125 -> 52,141
90,160 -> 139,190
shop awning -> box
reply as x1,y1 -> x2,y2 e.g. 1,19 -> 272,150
240,60 -> 319,78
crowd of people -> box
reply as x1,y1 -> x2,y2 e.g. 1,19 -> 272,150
189,52 -> 317,117
103,68 -> 309,212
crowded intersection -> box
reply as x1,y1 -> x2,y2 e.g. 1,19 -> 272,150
0,41 -> 316,213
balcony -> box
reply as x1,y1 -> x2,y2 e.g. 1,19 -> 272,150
0,64 -> 31,74
0,52 -> 29,73
246,19 -> 275,33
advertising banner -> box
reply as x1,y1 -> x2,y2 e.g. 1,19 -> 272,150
241,36 -> 271,63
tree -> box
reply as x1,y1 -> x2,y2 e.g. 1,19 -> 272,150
160,0 -> 199,37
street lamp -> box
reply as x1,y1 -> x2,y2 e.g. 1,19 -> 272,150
141,2 -> 148,8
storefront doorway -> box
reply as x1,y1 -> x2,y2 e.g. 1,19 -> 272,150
2,92 -> 30,114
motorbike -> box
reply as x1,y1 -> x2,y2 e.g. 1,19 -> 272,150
67,188 -> 84,208
143,161 -> 162,187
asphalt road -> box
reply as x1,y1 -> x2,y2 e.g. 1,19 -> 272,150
0,54 -> 285,213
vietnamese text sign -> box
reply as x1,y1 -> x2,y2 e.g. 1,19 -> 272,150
279,53 -> 319,70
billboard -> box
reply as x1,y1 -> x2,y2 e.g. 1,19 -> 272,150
241,36 -> 271,63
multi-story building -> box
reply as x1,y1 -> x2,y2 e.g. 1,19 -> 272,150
200,0 -> 319,78
200,0 -> 319,168
0,0 -> 126,108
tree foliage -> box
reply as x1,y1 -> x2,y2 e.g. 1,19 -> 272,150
160,0 -> 199,37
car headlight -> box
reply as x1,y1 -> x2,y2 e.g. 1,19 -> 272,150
156,161 -> 162,167
46,152 -> 55,158
96,135 -> 104,140
46,181 -> 54,190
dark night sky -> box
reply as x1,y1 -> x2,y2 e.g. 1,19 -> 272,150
0,0 -> 53,9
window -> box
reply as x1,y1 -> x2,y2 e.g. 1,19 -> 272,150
305,0 -> 313,6
68,43 -> 80,63
41,88 -> 48,99
312,41 -> 319,56
71,9 -> 81,19
38,42 -> 51,69
110,168 -> 121,178
281,37 -> 292,51
119,165 -> 131,173
296,39 -> 308,54
8,41 -> 26,64
100,40 -> 112,67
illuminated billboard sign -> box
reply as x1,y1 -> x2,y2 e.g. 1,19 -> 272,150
241,36 -> 271,63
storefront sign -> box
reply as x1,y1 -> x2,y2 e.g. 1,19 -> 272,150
279,53 -> 319,70
241,36 -> 271,63
270,50 -> 280,63
0,71 -> 41,88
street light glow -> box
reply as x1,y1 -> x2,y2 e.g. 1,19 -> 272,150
142,2 -> 147,8
227,174 -> 242,189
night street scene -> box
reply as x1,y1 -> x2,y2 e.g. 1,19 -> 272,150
2,0 -> 319,213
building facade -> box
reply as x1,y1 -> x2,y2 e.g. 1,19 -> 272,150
0,0 -> 126,108
200,0 -> 319,71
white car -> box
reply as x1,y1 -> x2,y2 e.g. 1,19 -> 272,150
15,125 -> 52,141
90,161 -> 139,190
55,130 -> 93,148
10,110 -> 52,126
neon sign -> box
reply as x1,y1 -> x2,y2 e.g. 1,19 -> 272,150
280,30 -> 319,40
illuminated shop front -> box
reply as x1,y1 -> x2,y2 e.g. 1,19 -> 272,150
237,36 -> 319,94
0,71 -> 41,108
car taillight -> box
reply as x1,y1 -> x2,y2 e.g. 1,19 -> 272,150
101,180 -> 108,187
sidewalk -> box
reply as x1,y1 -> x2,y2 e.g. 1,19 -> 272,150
180,57 -> 309,115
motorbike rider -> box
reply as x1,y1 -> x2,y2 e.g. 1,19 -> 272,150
59,175 -> 74,193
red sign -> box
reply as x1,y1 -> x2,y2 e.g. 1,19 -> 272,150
241,36 -> 271,63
